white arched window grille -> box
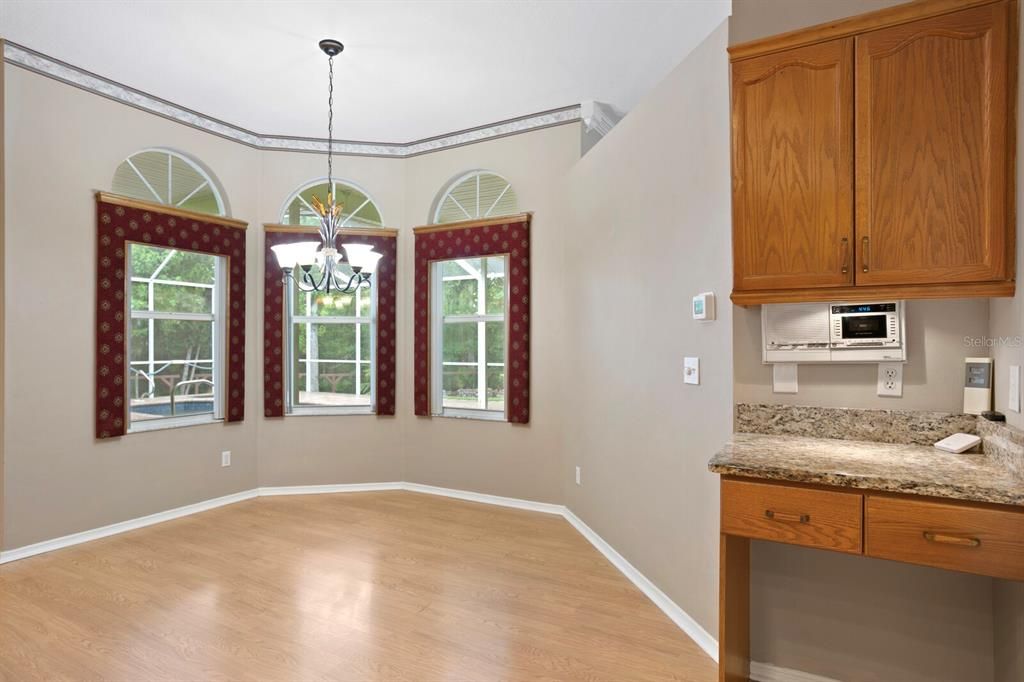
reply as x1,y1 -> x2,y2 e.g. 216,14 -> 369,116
280,179 -> 383,228
433,171 -> 518,225
112,148 -> 226,216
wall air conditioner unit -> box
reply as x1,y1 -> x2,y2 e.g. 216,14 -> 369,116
762,301 -> 906,364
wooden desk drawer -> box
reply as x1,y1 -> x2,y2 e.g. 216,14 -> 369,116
721,479 -> 863,553
865,496 -> 1024,581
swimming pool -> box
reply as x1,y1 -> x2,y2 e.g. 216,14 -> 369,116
132,401 -> 214,417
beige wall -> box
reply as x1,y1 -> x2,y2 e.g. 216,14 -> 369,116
0,42 -> 6,550
734,299 -> 990,412
994,581 -> 1024,682
988,1 -> 1024,679
562,20 -> 733,636
2,62 -> 581,548
3,67 -> 262,548
400,127 -> 577,503
254,123 -> 579,500
254,148 -> 408,487
731,0 -> 1001,679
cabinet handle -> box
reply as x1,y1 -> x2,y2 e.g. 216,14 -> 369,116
923,531 -> 981,548
765,510 -> 810,524
861,236 -> 870,273
841,238 -> 850,275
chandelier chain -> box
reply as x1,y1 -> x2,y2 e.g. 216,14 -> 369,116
327,54 -> 334,199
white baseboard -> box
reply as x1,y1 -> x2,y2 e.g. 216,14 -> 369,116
0,489 -> 258,564
401,482 -> 565,515
0,480 -> 825,682
259,482 -> 403,496
751,661 -> 842,682
562,508 -> 719,661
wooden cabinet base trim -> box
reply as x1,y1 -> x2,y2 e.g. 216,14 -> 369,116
731,280 -> 1015,306
729,0 -> 1004,61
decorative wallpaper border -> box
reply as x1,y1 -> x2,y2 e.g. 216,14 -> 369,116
3,41 -> 582,158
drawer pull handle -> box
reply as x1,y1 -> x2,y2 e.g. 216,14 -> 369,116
861,236 -> 870,273
765,510 -> 810,524
923,532 -> 981,548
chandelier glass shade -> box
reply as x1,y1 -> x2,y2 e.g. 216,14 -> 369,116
272,38 -> 382,295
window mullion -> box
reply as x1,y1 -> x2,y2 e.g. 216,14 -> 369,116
477,258 -> 487,409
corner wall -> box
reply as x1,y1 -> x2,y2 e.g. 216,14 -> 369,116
2,67 -> 263,548
2,59 -> 582,550
561,20 -> 733,637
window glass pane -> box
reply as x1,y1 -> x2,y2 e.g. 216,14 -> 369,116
357,285 -> 372,318
359,322 -> 372,361
130,246 -> 215,314
150,283 -> 212,314
433,172 -> 518,224
293,322 -> 370,407
485,321 -> 504,364
486,366 -> 505,412
295,288 -> 357,317
129,244 -> 169,279
112,150 -> 223,216
158,250 -> 216,284
169,155 -> 206,205
152,319 -> 213,363
283,182 -> 382,228
130,319 -> 149,363
485,257 -> 506,315
128,319 -> 215,422
442,258 -> 480,315
442,322 -> 477,363
442,365 -> 478,409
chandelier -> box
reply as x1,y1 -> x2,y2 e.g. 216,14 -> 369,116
270,39 -> 382,294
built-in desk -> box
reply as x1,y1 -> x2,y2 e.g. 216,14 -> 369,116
709,432 -> 1024,682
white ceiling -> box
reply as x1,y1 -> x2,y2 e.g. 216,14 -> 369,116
0,1 -> 730,143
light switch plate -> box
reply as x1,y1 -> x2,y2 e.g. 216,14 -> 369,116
772,363 -> 798,394
684,357 -> 700,385
1010,365 -> 1021,412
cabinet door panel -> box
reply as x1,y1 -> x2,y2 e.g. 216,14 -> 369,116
732,39 -> 854,292
855,2 -> 1011,285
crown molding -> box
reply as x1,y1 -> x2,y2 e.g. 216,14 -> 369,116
3,41 -> 581,158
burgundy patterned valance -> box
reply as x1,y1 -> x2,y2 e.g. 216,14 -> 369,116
263,226 -> 398,417
95,193 -> 247,439
413,214 -> 531,424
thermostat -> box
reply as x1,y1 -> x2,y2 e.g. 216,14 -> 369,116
692,292 -> 715,320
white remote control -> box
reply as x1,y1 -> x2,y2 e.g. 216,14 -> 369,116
934,433 -> 982,454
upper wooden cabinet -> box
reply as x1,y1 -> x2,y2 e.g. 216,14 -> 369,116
732,39 -> 854,292
730,0 -> 1018,305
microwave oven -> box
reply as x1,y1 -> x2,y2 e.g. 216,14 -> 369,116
763,301 -> 906,363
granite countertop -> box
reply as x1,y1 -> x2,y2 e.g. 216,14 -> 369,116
709,432 -> 1024,507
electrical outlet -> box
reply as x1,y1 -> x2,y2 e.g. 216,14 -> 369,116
575,466 -> 581,486
877,362 -> 903,398
221,451 -> 231,467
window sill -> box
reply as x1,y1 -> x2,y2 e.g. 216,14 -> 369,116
128,414 -> 222,434
434,408 -> 506,422
288,406 -> 376,417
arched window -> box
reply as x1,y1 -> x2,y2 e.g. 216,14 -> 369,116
112,148 -> 225,216
433,171 -> 518,224
280,179 -> 383,228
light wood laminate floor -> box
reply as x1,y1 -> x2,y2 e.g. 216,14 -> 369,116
0,492 -> 716,681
